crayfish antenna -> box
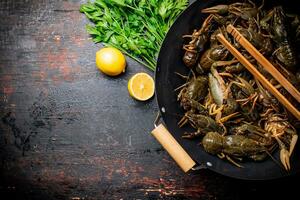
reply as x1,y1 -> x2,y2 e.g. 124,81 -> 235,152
218,153 -> 243,168
174,71 -> 189,80
226,155 -> 244,168
178,115 -> 188,128
174,82 -> 188,91
265,149 -> 282,170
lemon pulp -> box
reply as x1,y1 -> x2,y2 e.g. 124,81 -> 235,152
128,72 -> 155,101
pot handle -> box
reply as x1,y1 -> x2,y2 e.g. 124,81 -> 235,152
151,123 -> 196,172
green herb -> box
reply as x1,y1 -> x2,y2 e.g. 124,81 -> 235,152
80,0 -> 188,71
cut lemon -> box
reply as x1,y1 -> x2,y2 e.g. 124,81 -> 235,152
96,47 -> 126,76
128,72 -> 155,101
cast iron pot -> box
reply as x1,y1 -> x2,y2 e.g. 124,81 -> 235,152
154,0 -> 300,180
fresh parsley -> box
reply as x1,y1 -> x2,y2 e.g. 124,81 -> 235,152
80,0 -> 188,71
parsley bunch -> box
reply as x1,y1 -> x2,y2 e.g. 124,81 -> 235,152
80,0 -> 188,71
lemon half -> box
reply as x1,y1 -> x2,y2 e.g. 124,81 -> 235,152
128,72 -> 155,101
96,47 -> 126,76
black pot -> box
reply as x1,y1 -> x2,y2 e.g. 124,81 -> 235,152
155,0 -> 300,180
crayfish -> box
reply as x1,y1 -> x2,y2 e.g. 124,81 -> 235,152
261,6 -> 297,71
202,131 -> 275,167
177,0 -> 299,171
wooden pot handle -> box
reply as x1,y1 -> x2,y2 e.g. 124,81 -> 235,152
151,124 -> 196,172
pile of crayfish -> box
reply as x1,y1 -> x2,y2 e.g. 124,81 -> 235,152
177,0 -> 300,170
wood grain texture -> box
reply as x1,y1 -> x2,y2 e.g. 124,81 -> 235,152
0,0 -> 299,200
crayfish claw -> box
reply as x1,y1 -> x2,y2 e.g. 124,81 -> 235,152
201,5 -> 229,15
289,134 -> 298,156
274,136 -> 292,171
280,148 -> 291,171
182,130 -> 202,139
219,112 -> 240,124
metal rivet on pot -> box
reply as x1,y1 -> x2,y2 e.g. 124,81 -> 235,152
206,162 -> 212,167
161,107 -> 165,113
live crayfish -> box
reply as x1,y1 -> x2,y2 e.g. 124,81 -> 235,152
178,0 -> 299,170
182,14 -> 214,68
201,0 -> 263,20
262,112 -> 298,170
202,131 -> 275,167
261,6 -> 297,70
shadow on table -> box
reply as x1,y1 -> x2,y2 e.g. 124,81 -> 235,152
191,169 -> 299,200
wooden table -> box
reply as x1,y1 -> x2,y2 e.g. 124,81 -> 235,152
0,1 -> 299,199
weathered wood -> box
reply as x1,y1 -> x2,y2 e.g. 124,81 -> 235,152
0,0 -> 299,200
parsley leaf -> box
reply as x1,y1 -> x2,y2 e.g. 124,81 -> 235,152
80,0 -> 188,71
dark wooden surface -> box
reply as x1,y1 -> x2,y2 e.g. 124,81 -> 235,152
0,0 -> 299,199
